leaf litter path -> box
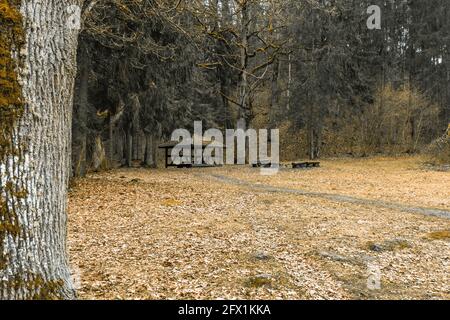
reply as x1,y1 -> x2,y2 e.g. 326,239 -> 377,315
68,157 -> 449,300
205,174 -> 450,219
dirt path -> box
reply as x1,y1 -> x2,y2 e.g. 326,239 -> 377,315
204,173 -> 450,219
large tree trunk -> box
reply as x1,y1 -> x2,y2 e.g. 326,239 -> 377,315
0,0 -> 81,299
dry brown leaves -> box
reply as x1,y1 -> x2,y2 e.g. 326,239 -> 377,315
68,157 -> 449,300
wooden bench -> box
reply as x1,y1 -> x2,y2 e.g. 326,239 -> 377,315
177,163 -> 221,169
252,160 -> 273,168
292,162 -> 320,169
177,163 -> 193,168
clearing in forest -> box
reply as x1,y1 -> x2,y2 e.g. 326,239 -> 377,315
68,157 -> 449,300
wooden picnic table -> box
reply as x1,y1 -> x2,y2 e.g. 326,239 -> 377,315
158,141 -> 224,168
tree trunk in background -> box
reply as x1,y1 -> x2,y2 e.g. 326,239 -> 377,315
128,93 -> 140,165
92,136 -> 107,172
133,132 -> 139,160
108,100 -> 125,168
446,7 -> 450,126
72,41 -> 89,177
408,53 -> 416,150
269,56 -> 280,128
308,125 -> 315,160
220,0 -> 232,129
143,134 -> 155,167
108,113 -> 114,166
1,0 -> 81,299
446,51 -> 450,125
221,0 -> 231,25
238,1 -> 249,127
314,126 -> 322,159
126,127 -> 133,167
286,53 -> 292,111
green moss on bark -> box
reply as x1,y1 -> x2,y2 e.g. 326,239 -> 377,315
0,0 -> 25,270
0,0 -> 24,113
1,273 -> 65,300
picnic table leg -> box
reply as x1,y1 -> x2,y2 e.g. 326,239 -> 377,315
165,148 -> 168,168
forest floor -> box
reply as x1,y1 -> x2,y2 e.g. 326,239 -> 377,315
68,156 -> 449,300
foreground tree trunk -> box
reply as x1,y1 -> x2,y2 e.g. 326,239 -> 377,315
0,0 -> 81,299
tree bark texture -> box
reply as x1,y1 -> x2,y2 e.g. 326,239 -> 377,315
0,0 -> 81,299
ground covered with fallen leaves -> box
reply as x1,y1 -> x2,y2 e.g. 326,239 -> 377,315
68,156 -> 449,300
